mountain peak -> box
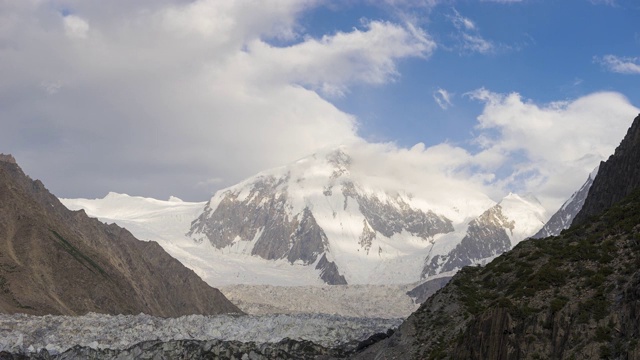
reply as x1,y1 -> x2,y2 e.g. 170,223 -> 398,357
0,153 -> 16,164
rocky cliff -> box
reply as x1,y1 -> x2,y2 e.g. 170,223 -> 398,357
0,155 -> 240,316
353,114 -> 640,359
573,114 -> 640,225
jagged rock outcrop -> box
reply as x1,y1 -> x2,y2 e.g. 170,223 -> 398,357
352,115 -> 640,359
423,205 -> 514,277
341,181 -> 454,239
0,155 -> 240,316
532,166 -> 598,238
574,113 -> 640,225
316,253 -> 348,285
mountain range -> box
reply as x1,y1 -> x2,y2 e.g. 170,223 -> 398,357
63,147 -> 555,288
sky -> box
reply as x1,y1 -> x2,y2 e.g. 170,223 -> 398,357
1,0 -> 639,213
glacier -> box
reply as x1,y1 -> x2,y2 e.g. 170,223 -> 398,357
0,312 -> 401,355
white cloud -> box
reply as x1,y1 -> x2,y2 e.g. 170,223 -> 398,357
596,55 -> 640,74
63,15 -> 89,39
467,88 -> 639,210
242,20 -> 435,96
433,88 -> 453,109
0,0 -> 431,201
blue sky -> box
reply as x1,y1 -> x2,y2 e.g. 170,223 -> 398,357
318,0 -> 639,148
0,0 -> 638,211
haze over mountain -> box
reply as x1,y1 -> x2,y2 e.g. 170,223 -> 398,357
0,154 -> 240,316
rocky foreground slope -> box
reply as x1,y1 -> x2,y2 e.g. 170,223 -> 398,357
353,113 -> 640,359
0,154 -> 240,316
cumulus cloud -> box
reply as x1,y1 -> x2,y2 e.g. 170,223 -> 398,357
467,89 -> 639,210
341,89 -> 638,214
243,21 -> 435,96
596,55 -> 640,74
0,0 -> 431,201
433,88 -> 453,109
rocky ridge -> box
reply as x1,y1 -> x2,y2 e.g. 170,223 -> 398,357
574,114 -> 640,225
0,154 -> 240,316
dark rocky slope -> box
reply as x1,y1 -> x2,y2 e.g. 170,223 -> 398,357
573,114 -> 640,225
353,113 -> 640,359
0,154 -> 240,316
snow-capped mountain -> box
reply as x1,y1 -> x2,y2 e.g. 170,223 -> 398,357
531,166 -> 599,239
62,146 -> 549,287
186,147 -> 547,285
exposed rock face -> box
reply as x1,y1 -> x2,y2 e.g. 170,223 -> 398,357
531,167 -> 598,238
574,113 -> 640,225
341,181 -> 454,239
188,174 -> 345,283
316,253 -> 347,285
0,156 -> 240,316
423,205 -> 515,277
0,154 -> 16,164
188,176 -> 328,265
342,182 -> 453,239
